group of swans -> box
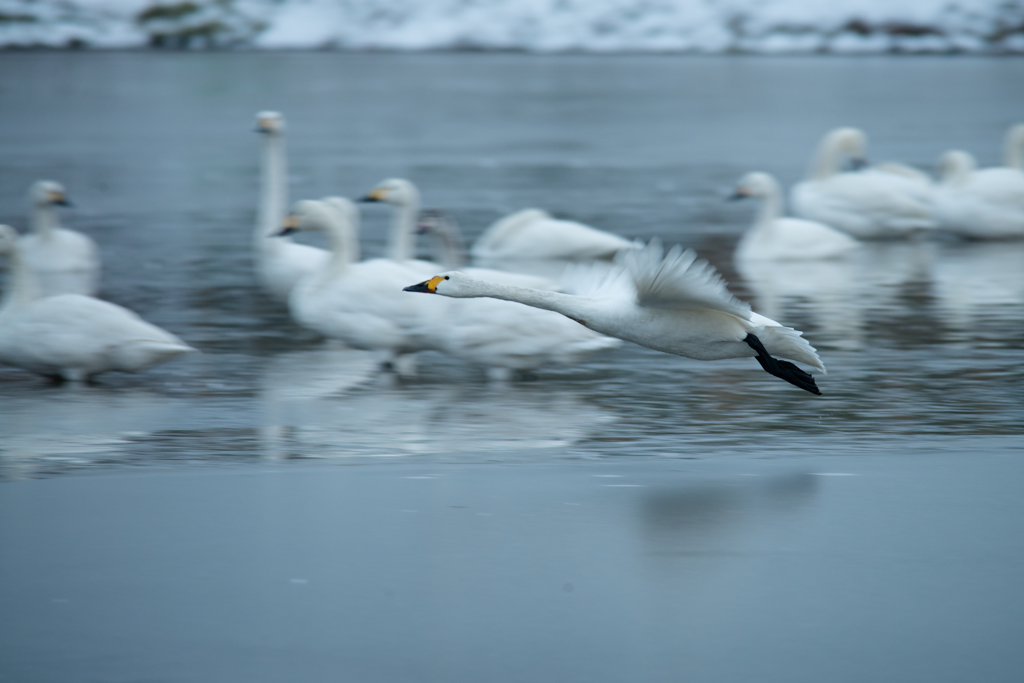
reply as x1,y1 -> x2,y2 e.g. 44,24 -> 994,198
742,125 -> 1024,250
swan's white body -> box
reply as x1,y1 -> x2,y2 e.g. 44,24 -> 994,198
790,128 -> 935,239
289,199 -> 618,377
932,148 -> 1024,239
253,112 -> 329,303
732,172 -> 860,261
407,240 -> 825,393
471,208 -> 634,261
19,180 -> 100,297
0,225 -> 194,380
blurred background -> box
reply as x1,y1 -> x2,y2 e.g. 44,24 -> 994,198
1,3 -> 1023,683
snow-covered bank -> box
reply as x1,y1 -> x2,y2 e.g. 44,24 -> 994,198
1,0 -> 1022,53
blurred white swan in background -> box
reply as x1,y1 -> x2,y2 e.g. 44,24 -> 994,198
0,225 -> 194,381
406,239 -> 825,394
790,127 -> 935,239
359,177 -> 633,264
19,180 -> 100,297
931,145 -> 1024,240
253,111 -> 329,302
283,198 -> 444,376
471,207 -> 635,262
730,172 -> 860,261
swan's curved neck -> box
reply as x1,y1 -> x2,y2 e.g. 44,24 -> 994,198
1005,127 -> 1024,170
31,203 -> 58,238
429,222 -> 465,269
389,198 -> 420,262
809,139 -> 845,180
752,185 -> 784,233
257,132 -> 287,245
0,245 -> 41,311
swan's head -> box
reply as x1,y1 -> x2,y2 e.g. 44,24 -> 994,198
29,180 -> 71,207
321,196 -> 359,226
822,127 -> 867,158
937,150 -> 977,186
730,172 -> 781,200
255,111 -> 285,134
403,271 -> 477,297
277,199 -> 338,236
360,178 -> 420,208
0,224 -> 20,256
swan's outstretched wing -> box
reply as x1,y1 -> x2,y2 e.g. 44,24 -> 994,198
622,239 -> 752,318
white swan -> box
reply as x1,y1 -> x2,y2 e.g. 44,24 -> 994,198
253,111 -> 329,303
405,239 -> 825,395
471,207 -> 636,262
19,180 -> 100,297
1004,123 -> 1024,171
0,225 -> 194,381
283,198 -> 448,375
790,127 -> 935,239
731,172 -> 860,261
932,149 -> 1024,239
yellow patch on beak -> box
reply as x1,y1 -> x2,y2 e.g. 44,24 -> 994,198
281,214 -> 301,229
367,188 -> 389,201
49,191 -> 65,202
403,275 -> 446,294
424,275 -> 445,292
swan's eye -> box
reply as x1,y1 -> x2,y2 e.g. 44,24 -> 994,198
444,276 -> 450,280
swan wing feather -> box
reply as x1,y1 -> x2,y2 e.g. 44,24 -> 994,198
623,239 -> 751,318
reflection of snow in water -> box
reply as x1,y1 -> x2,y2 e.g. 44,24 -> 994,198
931,242 -> 1024,330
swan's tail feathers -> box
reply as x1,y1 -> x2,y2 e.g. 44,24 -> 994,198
744,333 -> 822,396
116,339 -> 196,372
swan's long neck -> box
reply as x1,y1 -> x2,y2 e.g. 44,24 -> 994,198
752,183 -> 784,234
1004,125 -> 1024,170
809,138 -> 845,180
257,132 -> 287,245
0,244 -> 41,312
309,213 -> 358,288
31,202 -> 58,239
459,279 -> 592,320
389,196 -> 420,262
431,221 -> 465,269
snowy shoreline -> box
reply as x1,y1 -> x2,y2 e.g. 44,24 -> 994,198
0,0 -> 1022,54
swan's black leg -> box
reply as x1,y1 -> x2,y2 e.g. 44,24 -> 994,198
744,334 -> 821,396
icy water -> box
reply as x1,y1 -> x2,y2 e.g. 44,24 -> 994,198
1,53 -> 1023,682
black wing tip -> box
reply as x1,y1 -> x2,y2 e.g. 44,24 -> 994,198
744,333 -> 822,396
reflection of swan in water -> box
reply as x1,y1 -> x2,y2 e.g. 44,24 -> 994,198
931,241 -> 1024,331
0,385 -> 187,480
257,380 -> 616,460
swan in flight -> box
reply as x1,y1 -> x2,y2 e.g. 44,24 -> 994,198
931,145 -> 1024,239
790,127 -> 935,239
0,225 -> 194,381
405,240 -> 825,395
253,111 -> 329,302
731,172 -> 860,261
19,180 -> 100,297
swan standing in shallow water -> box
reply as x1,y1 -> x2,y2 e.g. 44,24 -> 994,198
790,128 -> 935,239
406,239 -> 825,395
19,180 -> 100,297
0,225 -> 194,381
253,111 -> 329,303
932,143 -> 1024,240
731,172 -> 860,261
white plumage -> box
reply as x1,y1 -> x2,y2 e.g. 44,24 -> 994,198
19,180 -> 100,297
932,146 -> 1024,240
790,127 -> 935,239
406,239 -> 825,394
0,225 -> 194,381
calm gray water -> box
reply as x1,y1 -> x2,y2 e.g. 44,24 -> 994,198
0,53 -> 1023,682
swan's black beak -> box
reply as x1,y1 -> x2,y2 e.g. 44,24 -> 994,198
273,214 -> 300,236
274,227 -> 297,237
403,275 -> 445,294
54,198 -> 72,207
357,195 -> 378,203
727,190 -> 746,202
